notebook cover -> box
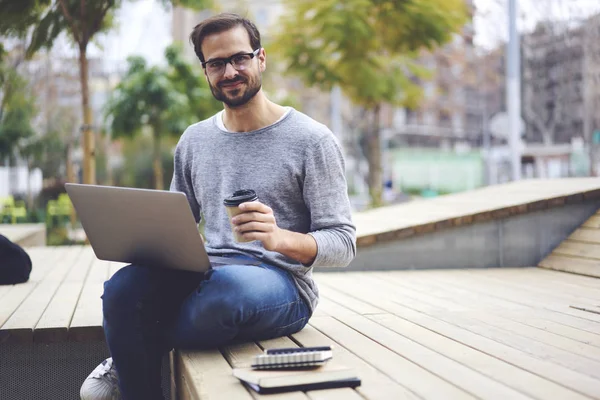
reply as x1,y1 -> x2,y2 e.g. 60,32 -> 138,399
244,378 -> 362,395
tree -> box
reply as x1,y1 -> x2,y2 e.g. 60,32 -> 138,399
107,45 -> 220,190
0,0 -> 213,185
271,0 -> 467,207
0,51 -> 36,165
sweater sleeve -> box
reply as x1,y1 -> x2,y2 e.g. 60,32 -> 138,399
303,134 -> 356,268
170,137 -> 201,224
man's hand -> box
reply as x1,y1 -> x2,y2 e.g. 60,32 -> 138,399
232,201 -> 318,265
232,201 -> 282,251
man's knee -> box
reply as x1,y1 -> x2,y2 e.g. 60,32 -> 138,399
102,264 -> 153,316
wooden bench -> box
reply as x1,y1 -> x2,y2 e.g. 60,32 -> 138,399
2,246 -> 600,399
0,223 -> 46,247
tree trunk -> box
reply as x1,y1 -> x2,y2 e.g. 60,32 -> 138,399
66,141 -> 76,228
105,130 -> 113,186
26,158 -> 33,211
78,42 -> 95,185
367,105 -> 383,208
152,126 -> 163,190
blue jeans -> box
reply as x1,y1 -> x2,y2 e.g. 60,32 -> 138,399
102,259 -> 311,400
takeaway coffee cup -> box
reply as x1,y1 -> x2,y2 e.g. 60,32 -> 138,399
224,189 -> 259,243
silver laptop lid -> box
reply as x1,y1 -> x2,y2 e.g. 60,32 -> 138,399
65,183 -> 210,272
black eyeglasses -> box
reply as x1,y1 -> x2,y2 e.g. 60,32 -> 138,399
202,49 -> 261,76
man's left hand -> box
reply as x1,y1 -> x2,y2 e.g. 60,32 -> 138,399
232,201 -> 284,251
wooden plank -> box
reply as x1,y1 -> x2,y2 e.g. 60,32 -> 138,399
459,269 -> 600,309
308,312 -> 475,399
501,315 -> 600,348
69,256 -> 112,341
34,247 -> 96,342
583,216 -> 600,228
379,271 -> 600,346
319,284 -> 589,399
465,267 -> 600,299
177,349 -> 253,400
426,269 -> 600,323
406,269 -> 600,335
292,325 -> 419,400
315,272 -> 600,399
569,228 -> 600,245
316,297 -> 531,400
0,247 -> 60,340
540,254 -> 600,278
1,246 -> 80,343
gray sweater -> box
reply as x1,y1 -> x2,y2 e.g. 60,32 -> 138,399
170,109 -> 356,312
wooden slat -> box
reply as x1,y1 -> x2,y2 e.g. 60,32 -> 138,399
316,297 -> 531,400
381,270 -> 600,346
583,216 -> 600,228
177,349 -> 253,400
569,228 -> 600,244
315,272 -> 600,399
0,247 -> 61,340
1,246 -> 81,343
318,282 -> 589,400
292,325 -> 419,400
69,256 -> 112,341
540,254 -> 600,279
409,270 -> 600,336
425,269 -> 600,323
34,247 -> 95,342
459,269 -> 600,310
308,313 -> 475,399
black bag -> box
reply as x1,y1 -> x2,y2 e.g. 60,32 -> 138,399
0,234 -> 32,284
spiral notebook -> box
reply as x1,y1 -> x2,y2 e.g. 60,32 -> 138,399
251,346 -> 333,369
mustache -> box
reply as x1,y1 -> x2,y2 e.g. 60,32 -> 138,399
218,77 -> 246,87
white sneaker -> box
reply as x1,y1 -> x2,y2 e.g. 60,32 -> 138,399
80,357 -> 121,400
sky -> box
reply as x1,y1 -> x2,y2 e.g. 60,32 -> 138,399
78,0 -> 600,69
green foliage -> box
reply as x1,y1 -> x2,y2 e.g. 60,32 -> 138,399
0,63 -> 36,163
271,0 -> 467,206
108,45 -> 220,140
113,134 -> 177,190
271,0 -> 467,109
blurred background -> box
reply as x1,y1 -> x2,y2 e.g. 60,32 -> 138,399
0,0 -> 599,245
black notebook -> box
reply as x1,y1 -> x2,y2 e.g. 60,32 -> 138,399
232,364 -> 360,395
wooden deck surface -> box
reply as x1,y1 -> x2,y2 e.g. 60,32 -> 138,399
1,247 -> 600,399
354,178 -> 600,246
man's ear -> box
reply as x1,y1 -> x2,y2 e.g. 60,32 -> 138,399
259,48 -> 266,72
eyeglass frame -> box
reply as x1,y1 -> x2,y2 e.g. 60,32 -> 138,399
201,48 -> 261,76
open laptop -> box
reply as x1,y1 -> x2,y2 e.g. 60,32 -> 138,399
65,183 -> 257,272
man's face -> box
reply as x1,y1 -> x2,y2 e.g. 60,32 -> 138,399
201,26 -> 265,108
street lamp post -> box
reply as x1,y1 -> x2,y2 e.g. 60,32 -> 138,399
507,0 -> 522,181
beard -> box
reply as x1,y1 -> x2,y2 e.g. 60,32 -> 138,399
209,73 -> 262,108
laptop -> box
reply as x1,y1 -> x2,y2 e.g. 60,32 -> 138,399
65,183 -> 256,272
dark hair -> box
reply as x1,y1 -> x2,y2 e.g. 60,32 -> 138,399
189,13 -> 261,63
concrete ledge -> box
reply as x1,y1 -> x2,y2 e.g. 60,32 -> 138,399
0,223 -> 46,247
320,199 -> 600,272
354,178 -> 600,249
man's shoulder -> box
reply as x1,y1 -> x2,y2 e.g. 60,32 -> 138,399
179,115 -> 218,142
286,109 -> 335,144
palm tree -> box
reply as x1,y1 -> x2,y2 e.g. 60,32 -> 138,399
107,45 -> 220,190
